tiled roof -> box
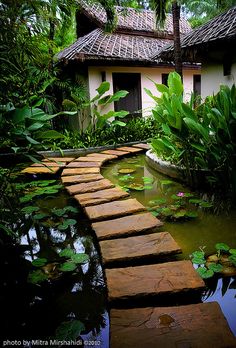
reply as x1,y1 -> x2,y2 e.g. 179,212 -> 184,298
153,6 -> 236,60
79,0 -> 191,35
57,28 -> 172,62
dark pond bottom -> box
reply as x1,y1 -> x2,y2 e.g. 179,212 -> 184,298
103,154 -> 236,336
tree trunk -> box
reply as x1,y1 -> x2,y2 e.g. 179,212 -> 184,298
172,1 -> 182,78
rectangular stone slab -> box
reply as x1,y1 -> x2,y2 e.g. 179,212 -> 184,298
43,157 -> 74,163
62,167 -> 100,176
66,161 -> 102,168
116,146 -> 143,153
75,187 -> 129,207
85,198 -> 145,221
31,162 -> 66,167
74,156 -> 107,163
66,179 -> 114,195
92,212 -> 163,240
110,302 -> 236,348
99,232 -> 181,265
101,149 -> 129,156
132,143 -> 150,150
61,174 -> 103,184
105,260 -> 205,301
21,166 -> 59,174
87,153 -> 118,160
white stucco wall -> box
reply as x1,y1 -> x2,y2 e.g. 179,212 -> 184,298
201,62 -> 236,99
88,66 -> 200,117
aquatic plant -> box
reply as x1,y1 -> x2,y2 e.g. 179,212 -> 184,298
190,243 -> 236,279
28,247 -> 89,284
147,191 -> 212,221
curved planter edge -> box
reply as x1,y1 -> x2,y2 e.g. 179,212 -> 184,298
146,150 -> 185,182
146,150 -> 217,189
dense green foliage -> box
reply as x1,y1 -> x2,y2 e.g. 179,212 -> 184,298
49,117 -> 158,150
147,72 -> 236,191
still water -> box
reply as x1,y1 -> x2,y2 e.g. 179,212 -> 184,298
103,154 -> 236,336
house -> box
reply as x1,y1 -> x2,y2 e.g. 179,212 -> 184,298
57,1 -> 200,117
155,6 -> 236,98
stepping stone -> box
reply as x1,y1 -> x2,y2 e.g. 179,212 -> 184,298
92,212 -> 163,240
99,232 -> 181,265
66,179 -> 114,195
110,302 -> 236,348
132,143 -> 150,150
62,168 -> 100,176
75,187 -> 129,207
74,156 -> 107,163
85,198 -> 145,221
31,162 -> 66,167
105,260 -> 205,302
43,157 -> 74,163
116,146 -> 143,153
61,174 -> 103,185
66,161 -> 102,168
87,153 -> 118,160
102,149 -> 129,156
21,166 -> 60,174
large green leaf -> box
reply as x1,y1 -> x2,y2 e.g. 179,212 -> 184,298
96,81 -> 110,95
183,117 -> 208,141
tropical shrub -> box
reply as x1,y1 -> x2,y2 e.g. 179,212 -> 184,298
62,81 -> 129,134
146,72 -> 236,191
50,116 -> 157,150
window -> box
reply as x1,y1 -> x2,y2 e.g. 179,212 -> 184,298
162,73 -> 169,86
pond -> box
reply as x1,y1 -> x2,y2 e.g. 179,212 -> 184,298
2,152 -> 236,346
1,176 -> 109,347
103,153 -> 236,336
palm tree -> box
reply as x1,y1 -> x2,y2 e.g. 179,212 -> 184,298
150,0 -> 236,79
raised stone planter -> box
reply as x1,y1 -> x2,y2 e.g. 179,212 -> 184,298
146,150 -> 216,188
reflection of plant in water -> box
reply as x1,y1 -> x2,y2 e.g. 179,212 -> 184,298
203,276 -> 236,300
147,191 -> 213,221
190,243 -> 236,279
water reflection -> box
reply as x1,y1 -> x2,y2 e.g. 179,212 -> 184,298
1,192 -> 109,346
204,277 -> 236,335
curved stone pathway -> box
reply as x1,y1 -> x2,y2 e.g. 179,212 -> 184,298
22,144 -> 236,347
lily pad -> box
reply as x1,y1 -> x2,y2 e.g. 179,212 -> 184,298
59,248 -> 75,258
58,219 -> 77,231
118,168 -> 136,174
70,253 -> 89,264
229,249 -> 236,255
55,320 -> 85,340
28,269 -> 48,284
32,258 -> 48,267
215,243 -> 230,252
59,262 -> 77,272
192,251 -> 205,259
21,206 -> 40,214
208,263 -> 223,273
125,183 -> 145,191
148,198 -> 167,206
196,266 -> 214,279
192,257 -> 206,265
